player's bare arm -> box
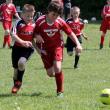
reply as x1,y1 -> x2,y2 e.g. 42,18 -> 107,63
15,13 -> 21,19
11,34 -> 32,48
32,38 -> 42,55
34,34 -> 44,43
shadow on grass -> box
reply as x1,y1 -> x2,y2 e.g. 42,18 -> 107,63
0,92 -> 42,97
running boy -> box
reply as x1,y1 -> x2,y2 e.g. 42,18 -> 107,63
66,6 -> 87,69
100,0 -> 110,49
0,0 -> 20,48
11,4 -> 35,94
34,1 -> 82,97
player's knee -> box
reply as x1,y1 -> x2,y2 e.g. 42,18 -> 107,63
75,52 -> 80,56
18,57 -> 27,71
54,67 -> 61,73
5,30 -> 10,35
47,72 -> 55,77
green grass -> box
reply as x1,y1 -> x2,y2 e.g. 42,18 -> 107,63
1,22 -> 110,110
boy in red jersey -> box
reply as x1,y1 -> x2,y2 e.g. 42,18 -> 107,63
34,1 -> 82,97
66,6 -> 87,69
0,0 -> 20,48
11,4 -> 35,94
100,0 -> 110,49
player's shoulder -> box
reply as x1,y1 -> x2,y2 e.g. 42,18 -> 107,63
104,4 -> 110,8
35,15 -> 46,26
56,17 -> 67,25
36,15 -> 45,22
16,19 -> 24,24
8,3 -> 15,8
10,3 -> 15,6
14,19 -> 25,28
0,3 -> 6,7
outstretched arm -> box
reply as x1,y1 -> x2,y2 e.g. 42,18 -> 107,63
11,33 -> 32,48
15,12 -> 21,19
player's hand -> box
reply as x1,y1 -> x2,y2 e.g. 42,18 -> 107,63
22,41 -> 32,48
76,44 -> 82,53
35,35 -> 44,43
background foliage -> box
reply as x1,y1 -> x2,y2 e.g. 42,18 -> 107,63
0,0 -> 107,19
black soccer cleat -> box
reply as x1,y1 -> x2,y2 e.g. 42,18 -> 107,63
100,44 -> 103,49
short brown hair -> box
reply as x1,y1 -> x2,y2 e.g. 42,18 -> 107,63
47,1 -> 63,15
22,4 -> 35,13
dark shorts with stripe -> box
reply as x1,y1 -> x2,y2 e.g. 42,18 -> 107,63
66,35 -> 82,52
12,45 -> 34,68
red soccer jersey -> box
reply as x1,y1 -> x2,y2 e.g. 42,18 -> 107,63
0,3 -> 17,21
66,18 -> 84,37
12,19 -> 35,47
34,15 -> 72,49
102,4 -> 110,20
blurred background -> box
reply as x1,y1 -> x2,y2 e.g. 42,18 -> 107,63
0,0 -> 106,20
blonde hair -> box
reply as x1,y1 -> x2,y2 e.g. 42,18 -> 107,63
71,6 -> 80,13
22,4 -> 35,13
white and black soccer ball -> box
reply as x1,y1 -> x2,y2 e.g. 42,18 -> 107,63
83,19 -> 88,24
91,17 -> 97,22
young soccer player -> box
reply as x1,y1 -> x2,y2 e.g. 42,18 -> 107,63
33,1 -> 82,97
11,4 -> 35,94
99,0 -> 110,49
0,0 -> 20,48
66,6 -> 87,69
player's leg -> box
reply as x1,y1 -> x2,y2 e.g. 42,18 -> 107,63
100,31 -> 106,49
46,67 -> 55,77
11,47 -> 34,93
11,46 -> 22,93
54,60 -> 64,97
109,38 -> 110,48
2,21 -> 11,48
54,47 -> 64,97
41,52 -> 55,77
66,37 -> 74,56
74,50 -> 80,69
74,36 -> 82,69
17,57 -> 26,82
99,19 -> 107,49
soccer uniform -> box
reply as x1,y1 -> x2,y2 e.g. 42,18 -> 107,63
66,18 -> 84,52
34,15 -> 73,69
100,4 -> 110,33
0,3 -> 17,29
11,19 -> 35,68
0,3 -> 18,47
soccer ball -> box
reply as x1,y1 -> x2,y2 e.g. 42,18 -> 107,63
100,88 -> 110,105
83,19 -> 88,24
91,17 -> 96,22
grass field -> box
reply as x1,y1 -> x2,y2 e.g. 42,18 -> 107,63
1,22 -> 110,110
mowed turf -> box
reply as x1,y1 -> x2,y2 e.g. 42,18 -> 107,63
0,22 -> 110,110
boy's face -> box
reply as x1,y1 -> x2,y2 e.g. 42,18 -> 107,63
6,0 -> 12,3
71,9 -> 80,19
107,0 -> 110,4
47,11 -> 59,22
22,12 -> 34,23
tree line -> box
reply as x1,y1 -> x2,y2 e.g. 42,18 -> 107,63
0,0 -> 106,20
